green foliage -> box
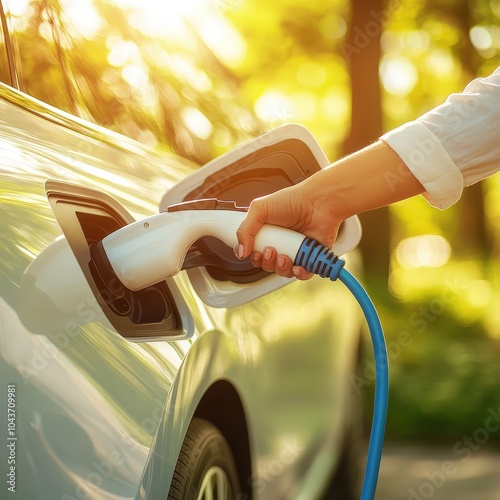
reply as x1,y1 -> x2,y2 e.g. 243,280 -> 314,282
224,0 -> 351,155
8,0 -> 264,164
371,287 -> 500,444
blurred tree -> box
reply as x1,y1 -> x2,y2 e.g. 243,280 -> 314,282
383,0 -> 499,261
224,0 -> 351,155
342,0 -> 390,286
439,0 -> 491,259
413,0 -> 492,259
7,0 -> 264,165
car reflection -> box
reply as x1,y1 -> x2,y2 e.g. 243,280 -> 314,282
0,234 -> 185,498
0,296 -> 149,499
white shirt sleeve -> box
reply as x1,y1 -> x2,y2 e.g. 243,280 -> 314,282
381,66 -> 500,209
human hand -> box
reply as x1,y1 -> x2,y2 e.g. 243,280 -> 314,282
234,140 -> 426,279
235,179 -> 344,280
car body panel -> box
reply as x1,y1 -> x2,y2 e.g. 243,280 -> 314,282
0,83 -> 200,499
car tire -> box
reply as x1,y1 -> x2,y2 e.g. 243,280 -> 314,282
167,418 -> 242,500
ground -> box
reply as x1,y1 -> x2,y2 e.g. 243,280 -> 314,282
376,444 -> 500,500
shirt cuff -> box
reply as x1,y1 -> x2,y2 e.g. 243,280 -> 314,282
380,121 -> 464,209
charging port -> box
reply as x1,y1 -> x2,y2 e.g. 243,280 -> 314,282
46,181 -> 182,340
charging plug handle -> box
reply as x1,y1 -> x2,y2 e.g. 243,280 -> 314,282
100,209 -> 305,291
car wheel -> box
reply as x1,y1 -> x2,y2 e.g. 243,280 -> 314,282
168,418 -> 242,500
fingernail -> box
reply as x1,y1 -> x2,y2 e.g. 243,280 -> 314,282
292,267 -> 300,277
264,248 -> 272,261
277,256 -> 285,268
234,244 -> 244,259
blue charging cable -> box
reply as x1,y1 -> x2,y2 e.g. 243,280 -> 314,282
295,238 -> 389,500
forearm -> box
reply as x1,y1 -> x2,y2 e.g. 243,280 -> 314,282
303,140 -> 425,219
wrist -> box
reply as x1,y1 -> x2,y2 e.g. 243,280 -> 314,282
301,158 -> 356,222
305,141 -> 425,220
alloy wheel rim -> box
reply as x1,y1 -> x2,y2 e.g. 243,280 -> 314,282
197,466 -> 230,500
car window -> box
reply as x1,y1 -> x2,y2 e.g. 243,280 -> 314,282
4,0 -> 90,115
5,0 -> 262,164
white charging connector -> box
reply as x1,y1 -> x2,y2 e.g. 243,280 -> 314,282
101,210 -> 305,291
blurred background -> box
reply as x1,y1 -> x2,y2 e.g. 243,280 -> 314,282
6,0 -> 500,459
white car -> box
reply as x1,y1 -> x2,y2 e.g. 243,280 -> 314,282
0,1 -> 366,498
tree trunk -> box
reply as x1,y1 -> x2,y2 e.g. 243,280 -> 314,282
342,0 -> 389,286
451,0 -> 491,259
